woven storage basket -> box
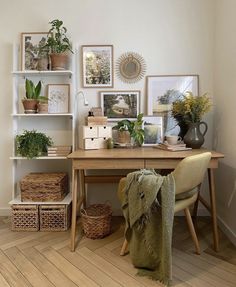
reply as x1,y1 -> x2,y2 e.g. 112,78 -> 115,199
39,203 -> 71,231
11,205 -> 39,231
20,172 -> 68,202
81,203 -> 112,239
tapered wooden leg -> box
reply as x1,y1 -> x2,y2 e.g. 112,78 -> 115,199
208,168 -> 219,252
120,239 -> 128,256
71,168 -> 78,251
192,185 -> 201,224
79,169 -> 86,209
184,208 -> 200,255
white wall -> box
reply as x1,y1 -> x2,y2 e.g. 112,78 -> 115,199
0,1 -> 215,214
213,0 -> 236,244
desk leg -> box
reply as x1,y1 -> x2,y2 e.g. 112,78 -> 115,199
79,169 -> 86,209
71,168 -> 78,252
208,168 -> 219,252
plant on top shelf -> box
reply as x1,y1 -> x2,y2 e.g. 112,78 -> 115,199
22,79 -> 48,114
43,19 -> 73,70
113,113 -> 145,146
16,130 -> 53,159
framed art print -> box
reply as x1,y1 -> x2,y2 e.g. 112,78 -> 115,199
146,75 -> 199,135
82,45 -> 113,88
21,32 -> 49,71
142,116 -> 163,146
100,90 -> 140,120
47,84 -> 70,114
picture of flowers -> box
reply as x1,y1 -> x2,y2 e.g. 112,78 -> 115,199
82,45 -> 113,87
21,32 -> 49,71
147,75 -> 199,135
47,84 -> 69,113
100,91 -> 139,120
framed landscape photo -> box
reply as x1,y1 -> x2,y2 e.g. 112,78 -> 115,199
146,75 -> 199,136
142,116 -> 163,146
47,84 -> 70,114
82,45 -> 113,88
100,90 -> 140,120
21,32 -> 49,71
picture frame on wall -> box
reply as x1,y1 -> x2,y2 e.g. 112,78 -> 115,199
146,75 -> 199,136
82,45 -> 113,88
21,32 -> 49,71
100,90 -> 140,120
47,84 -> 70,114
142,116 -> 163,146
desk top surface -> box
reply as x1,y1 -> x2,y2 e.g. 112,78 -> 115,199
68,147 -> 224,160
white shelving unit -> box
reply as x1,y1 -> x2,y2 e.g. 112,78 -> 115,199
10,44 -> 77,204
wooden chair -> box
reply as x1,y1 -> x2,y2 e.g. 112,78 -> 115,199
118,152 -> 211,256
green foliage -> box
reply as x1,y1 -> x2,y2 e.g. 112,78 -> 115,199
172,92 -> 211,124
16,130 -> 53,159
25,79 -> 48,102
113,113 -> 145,146
43,19 -> 73,54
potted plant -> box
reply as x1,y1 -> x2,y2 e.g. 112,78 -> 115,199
113,113 -> 145,146
16,130 -> 53,159
22,78 -> 47,113
43,19 -> 73,70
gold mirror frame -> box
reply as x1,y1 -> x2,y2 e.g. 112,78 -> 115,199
116,52 -> 146,83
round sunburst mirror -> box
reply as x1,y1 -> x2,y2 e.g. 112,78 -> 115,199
116,52 -> 146,83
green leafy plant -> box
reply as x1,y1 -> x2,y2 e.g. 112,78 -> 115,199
43,19 -> 73,54
172,92 -> 211,124
24,78 -> 47,101
16,130 -> 53,159
113,113 -> 145,146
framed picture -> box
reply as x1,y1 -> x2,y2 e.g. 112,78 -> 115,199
82,45 -> 113,88
100,91 -> 140,120
21,32 -> 49,71
142,116 -> 163,146
47,84 -> 70,114
146,75 -> 199,136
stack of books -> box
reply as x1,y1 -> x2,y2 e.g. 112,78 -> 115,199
47,146 -> 72,157
154,142 -> 192,151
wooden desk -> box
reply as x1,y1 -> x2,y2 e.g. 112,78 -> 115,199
68,147 -> 224,252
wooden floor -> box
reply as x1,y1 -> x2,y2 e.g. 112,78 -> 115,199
0,216 -> 235,287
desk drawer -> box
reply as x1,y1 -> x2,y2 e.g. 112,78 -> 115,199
145,159 -> 179,169
73,159 -> 145,169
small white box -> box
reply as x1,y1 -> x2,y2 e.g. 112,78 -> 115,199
97,137 -> 108,149
98,126 -> 112,138
83,126 -> 98,138
84,138 -> 99,150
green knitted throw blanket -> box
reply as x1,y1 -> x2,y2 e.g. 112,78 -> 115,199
121,169 -> 175,286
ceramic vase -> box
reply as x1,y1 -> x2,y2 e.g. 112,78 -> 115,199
183,121 -> 208,149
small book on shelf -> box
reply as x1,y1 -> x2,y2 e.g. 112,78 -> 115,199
154,142 -> 192,151
48,145 -> 72,152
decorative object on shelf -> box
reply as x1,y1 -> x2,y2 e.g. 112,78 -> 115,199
116,52 -> 146,83
172,92 -> 211,148
21,32 -> 49,71
112,113 -> 144,146
142,116 -> 163,146
147,75 -> 199,136
47,145 -> 72,157
43,19 -> 73,70
100,90 -> 140,120
47,84 -> 69,113
16,130 -> 53,158
22,78 -> 47,114
82,45 -> 113,88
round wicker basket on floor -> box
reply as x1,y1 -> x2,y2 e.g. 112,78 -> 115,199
81,203 -> 112,239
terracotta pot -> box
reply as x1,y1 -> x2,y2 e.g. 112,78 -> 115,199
22,99 -> 38,114
37,103 -> 48,114
50,53 -> 70,70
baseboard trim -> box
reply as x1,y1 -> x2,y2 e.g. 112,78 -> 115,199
0,207 -> 11,216
217,216 -> 236,246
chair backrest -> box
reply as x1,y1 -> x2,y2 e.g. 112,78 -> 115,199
172,152 -> 211,195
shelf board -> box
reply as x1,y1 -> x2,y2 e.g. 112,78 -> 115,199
10,156 -> 70,160
11,113 -> 73,117
12,70 -> 73,76
9,193 -> 72,205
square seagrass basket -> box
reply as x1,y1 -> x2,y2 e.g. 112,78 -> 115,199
81,203 -> 112,239
11,205 -> 39,231
39,203 -> 71,231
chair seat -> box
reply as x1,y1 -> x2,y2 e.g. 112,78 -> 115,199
174,192 -> 198,213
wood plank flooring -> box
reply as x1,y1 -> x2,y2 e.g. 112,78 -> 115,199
0,216 -> 235,287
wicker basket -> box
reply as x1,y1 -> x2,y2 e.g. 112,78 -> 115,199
81,203 -> 112,239
39,203 -> 71,231
11,205 -> 39,231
